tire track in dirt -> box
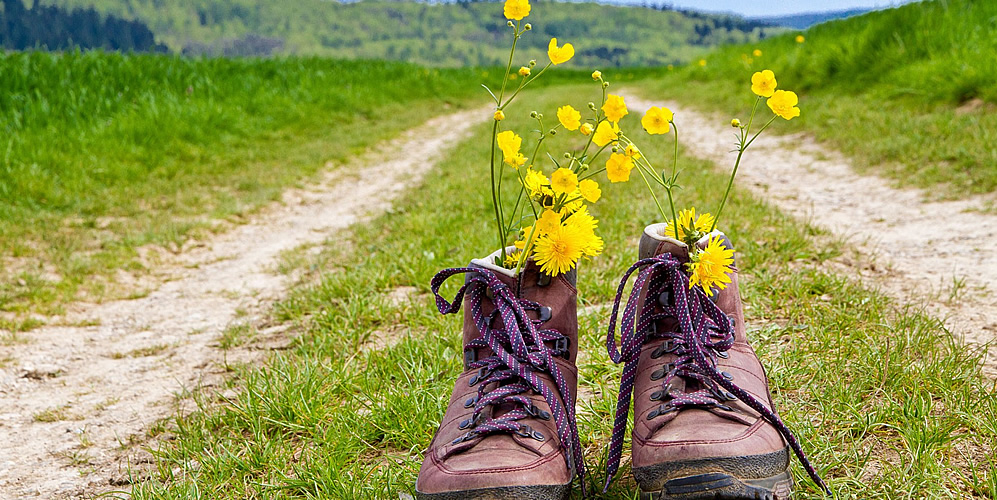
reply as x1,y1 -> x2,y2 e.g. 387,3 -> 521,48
0,105 -> 490,499
623,92 -> 997,378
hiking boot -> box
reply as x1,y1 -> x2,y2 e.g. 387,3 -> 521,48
416,248 -> 585,499
603,224 -> 830,499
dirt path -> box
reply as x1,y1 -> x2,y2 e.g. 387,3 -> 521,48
0,106 -> 489,499
623,92 -> 997,378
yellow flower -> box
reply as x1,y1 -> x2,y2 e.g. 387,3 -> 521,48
752,49 -> 762,57
578,179 -> 601,202
623,143 -> 640,159
503,250 -> 522,269
534,224 -> 585,276
565,206 -> 603,256
592,120 -> 620,147
548,38 -> 574,65
519,66 -> 531,77
580,123 -> 594,136
494,110 -> 506,121
664,207 -> 715,240
605,153 -> 634,183
550,167 -> 578,195
591,70 -> 602,80
698,59 -> 707,67
731,118 -> 741,127
751,69 -> 778,98
496,130 -> 524,167
504,0 -> 530,20
536,209 -> 561,235
602,94 -> 628,123
767,90 -> 801,120
523,168 -> 549,197
796,35 -> 805,43
688,235 -> 734,297
557,105 -> 581,131
641,106 -> 672,135
515,224 -> 536,253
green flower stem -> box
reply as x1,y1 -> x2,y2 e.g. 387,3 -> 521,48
496,22 -> 522,105
579,166 -> 607,181
489,121 -> 507,261
635,160 -> 669,223
514,221 -> 538,275
666,119 -> 680,232
710,98 -> 765,232
502,62 -> 551,108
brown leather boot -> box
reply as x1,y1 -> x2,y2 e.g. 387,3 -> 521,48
603,224 -> 830,499
416,249 -> 584,499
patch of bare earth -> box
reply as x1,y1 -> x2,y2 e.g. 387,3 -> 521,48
624,92 -> 997,377
0,106 -> 489,499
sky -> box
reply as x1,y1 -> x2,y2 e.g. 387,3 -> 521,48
619,0 -> 919,18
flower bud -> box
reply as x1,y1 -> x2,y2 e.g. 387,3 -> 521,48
494,110 -> 506,121
563,152 -> 571,159
507,21 -> 514,27
580,163 -> 589,170
602,82 -> 609,89
524,23 -> 532,30
530,111 -> 538,118
612,146 -> 619,153
537,113 -> 543,119
549,129 -> 557,136
580,123 -> 594,136
529,59 -> 536,67
518,66 -> 531,77
591,70 -> 602,80
730,118 -> 741,128
587,102 -> 596,110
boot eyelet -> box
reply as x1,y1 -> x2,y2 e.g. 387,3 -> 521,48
647,404 -> 675,420
538,306 -> 553,322
452,431 -> 475,445
650,340 -> 677,358
516,424 -> 544,441
650,390 -> 665,401
537,272 -> 552,287
554,337 -> 570,357
658,288 -> 674,307
650,363 -> 674,381
721,371 -> 734,381
464,396 -> 478,408
463,349 -> 477,368
716,349 -> 730,359
469,367 -> 490,386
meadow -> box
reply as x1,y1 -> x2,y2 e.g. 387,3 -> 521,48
0,52 -> 492,325
648,0 -> 997,197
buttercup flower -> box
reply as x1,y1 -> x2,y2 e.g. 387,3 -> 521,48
641,106 -> 672,135
602,94 -> 628,123
580,123 -> 594,136
592,120 -> 620,147
591,70 -> 602,80
547,38 -> 574,65
523,168 -> 550,197
751,70 -> 777,98
505,152 -> 527,169
698,59 -> 707,67
557,105 -> 581,131
578,179 -> 601,202
664,207 -> 715,241
752,49 -> 762,57
687,235 -> 734,296
796,34 -> 805,43
536,209 -> 561,234
494,110 -> 506,121
519,66 -> 531,77
623,143 -> 640,159
503,0 -> 530,20
534,224 -> 585,276
767,90 -> 801,120
605,153 -> 633,183
496,130 -> 522,158
550,167 -> 578,195
731,118 -> 741,127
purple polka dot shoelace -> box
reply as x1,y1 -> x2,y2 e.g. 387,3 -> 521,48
602,254 -> 831,496
431,266 -> 586,494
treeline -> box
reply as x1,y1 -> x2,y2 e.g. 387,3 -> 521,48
36,0 -> 781,66
0,0 -> 164,51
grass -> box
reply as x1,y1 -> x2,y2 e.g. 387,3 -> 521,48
125,82 -> 997,499
640,0 -> 997,197
0,52 -> 491,319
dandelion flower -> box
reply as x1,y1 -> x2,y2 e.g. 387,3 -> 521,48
688,235 -> 734,297
534,224 -> 585,276
548,38 -> 574,65
592,120 -> 620,147
605,153 -> 634,183
664,207 -> 715,241
580,122 -> 594,136
752,49 -> 762,57
641,106 -> 672,135
578,179 -> 601,202
767,90 -> 801,120
565,207 -> 603,256
751,69 -> 778,98
796,35 -> 805,43
536,209 -> 561,235
503,250 -> 522,269
557,105 -> 581,131
602,94 -> 628,123
504,0 -> 530,20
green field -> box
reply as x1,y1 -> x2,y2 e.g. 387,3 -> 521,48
0,52 -> 491,323
648,0 -> 997,196
126,83 -> 997,499
36,0 -> 776,66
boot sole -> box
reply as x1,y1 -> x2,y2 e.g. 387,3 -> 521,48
415,483 -> 571,500
634,447 -> 792,500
